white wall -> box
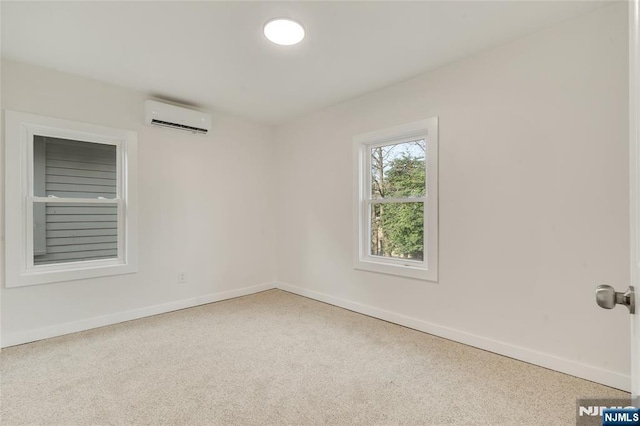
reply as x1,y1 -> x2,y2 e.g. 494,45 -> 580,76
0,60 -> 277,345
274,4 -> 631,390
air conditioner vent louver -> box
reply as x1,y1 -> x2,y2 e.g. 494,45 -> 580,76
150,119 -> 208,134
144,100 -> 211,135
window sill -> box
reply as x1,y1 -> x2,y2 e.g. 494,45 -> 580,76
353,259 -> 438,282
6,262 -> 138,288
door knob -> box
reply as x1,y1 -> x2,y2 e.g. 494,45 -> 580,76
595,285 -> 636,314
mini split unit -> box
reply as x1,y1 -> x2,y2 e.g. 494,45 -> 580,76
144,100 -> 211,135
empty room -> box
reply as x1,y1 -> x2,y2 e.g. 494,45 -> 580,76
1,1 -> 639,425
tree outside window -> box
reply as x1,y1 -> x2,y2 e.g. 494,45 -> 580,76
370,139 -> 426,261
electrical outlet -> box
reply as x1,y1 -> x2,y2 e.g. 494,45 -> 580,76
178,272 -> 187,283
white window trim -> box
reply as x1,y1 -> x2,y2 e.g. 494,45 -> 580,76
4,111 -> 139,288
353,117 -> 438,282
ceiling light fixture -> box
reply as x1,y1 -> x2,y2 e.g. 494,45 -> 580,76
263,18 -> 305,46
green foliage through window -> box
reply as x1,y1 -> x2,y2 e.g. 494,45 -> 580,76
370,140 -> 426,260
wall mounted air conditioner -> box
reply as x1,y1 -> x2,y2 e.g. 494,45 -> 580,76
144,100 -> 211,135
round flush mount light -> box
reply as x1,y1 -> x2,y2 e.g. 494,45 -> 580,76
263,18 -> 305,46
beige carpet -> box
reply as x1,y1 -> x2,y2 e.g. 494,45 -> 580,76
0,289 -> 629,425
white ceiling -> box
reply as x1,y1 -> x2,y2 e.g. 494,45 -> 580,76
1,1 -> 613,125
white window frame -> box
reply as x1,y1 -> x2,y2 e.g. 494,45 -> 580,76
353,117 -> 438,281
4,111 -> 138,288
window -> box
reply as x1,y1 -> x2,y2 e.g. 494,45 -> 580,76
5,111 -> 138,287
353,118 -> 438,281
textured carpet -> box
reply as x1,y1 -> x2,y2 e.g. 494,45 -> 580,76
0,289 -> 629,425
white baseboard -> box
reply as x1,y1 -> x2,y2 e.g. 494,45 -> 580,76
1,281 -> 276,348
276,281 -> 631,392
2,280 -> 630,392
